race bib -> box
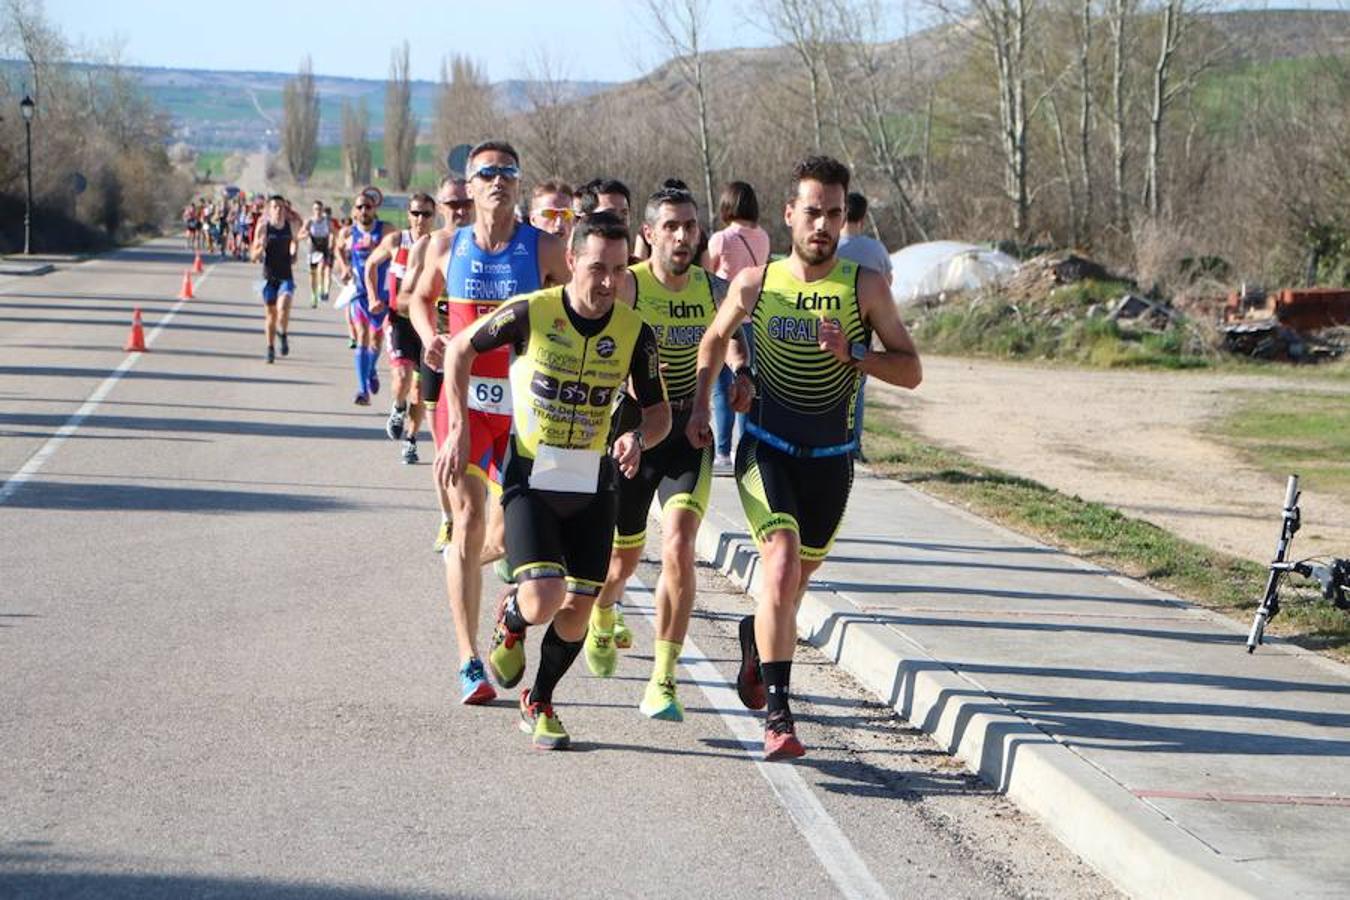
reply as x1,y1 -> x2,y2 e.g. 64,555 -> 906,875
528,445 -> 600,494
467,376 -> 511,415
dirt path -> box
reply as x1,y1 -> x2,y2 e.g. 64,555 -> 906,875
870,356 -> 1350,565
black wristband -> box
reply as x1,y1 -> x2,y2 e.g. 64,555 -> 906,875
734,365 -> 752,379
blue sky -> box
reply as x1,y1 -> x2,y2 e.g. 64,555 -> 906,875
47,0 -> 917,83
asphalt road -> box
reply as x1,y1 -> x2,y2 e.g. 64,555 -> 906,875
0,240 -> 1115,899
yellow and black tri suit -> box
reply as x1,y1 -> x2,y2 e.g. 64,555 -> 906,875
737,256 -> 870,561
612,262 -> 719,550
468,285 -> 666,595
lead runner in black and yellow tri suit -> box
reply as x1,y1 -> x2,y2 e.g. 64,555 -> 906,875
688,156 -> 922,761
585,184 -> 750,723
437,212 -> 671,750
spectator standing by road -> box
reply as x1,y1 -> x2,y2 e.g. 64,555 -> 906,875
835,192 -> 893,461
705,181 -> 770,472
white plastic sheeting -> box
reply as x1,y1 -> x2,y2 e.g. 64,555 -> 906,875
889,241 -> 1020,305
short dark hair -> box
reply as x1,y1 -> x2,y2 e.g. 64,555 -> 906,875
789,155 -> 850,200
409,192 -> 435,209
718,181 -> 759,225
576,178 -> 631,215
845,192 -> 868,224
570,210 -> 631,254
532,177 -> 573,199
268,193 -> 285,203
468,140 -> 520,170
644,183 -> 698,225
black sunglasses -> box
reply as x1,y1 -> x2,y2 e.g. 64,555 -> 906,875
408,209 -> 434,217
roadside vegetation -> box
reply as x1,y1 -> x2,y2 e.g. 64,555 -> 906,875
862,403 -> 1350,659
1212,392 -> 1350,501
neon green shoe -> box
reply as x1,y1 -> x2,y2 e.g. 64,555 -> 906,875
493,557 -> 515,584
613,605 -> 633,650
584,624 -> 617,677
433,518 -> 452,553
487,590 -> 526,688
639,676 -> 685,722
518,689 -> 570,750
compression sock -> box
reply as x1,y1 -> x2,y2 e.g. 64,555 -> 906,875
651,639 -> 682,683
762,661 -> 792,714
353,347 -> 368,392
362,348 -> 379,388
592,603 -> 616,631
531,624 -> 583,705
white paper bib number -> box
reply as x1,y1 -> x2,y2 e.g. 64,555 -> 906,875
468,376 -> 511,415
528,445 -> 601,494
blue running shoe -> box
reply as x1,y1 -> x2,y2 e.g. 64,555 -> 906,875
460,657 -> 497,706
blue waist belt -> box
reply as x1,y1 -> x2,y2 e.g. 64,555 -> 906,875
745,422 -> 857,459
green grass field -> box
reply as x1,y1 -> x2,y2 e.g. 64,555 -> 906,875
1213,391 -> 1350,501
862,402 -> 1350,657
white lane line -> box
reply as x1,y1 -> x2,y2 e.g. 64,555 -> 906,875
624,579 -> 890,900
0,266 -> 217,506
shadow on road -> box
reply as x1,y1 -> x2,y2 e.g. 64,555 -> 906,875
2,481 -> 359,513
0,366 -> 317,386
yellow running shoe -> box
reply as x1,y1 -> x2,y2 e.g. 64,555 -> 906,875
433,518 -> 452,553
518,689 -> 570,750
613,604 -> 633,649
488,590 -> 526,688
639,676 -> 684,722
584,624 -> 617,677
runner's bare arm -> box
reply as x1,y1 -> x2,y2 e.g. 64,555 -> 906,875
249,218 -> 266,263
819,268 -> 921,390
538,231 -> 570,287
397,233 -> 431,317
363,231 -> 400,315
411,232 -> 452,363
687,265 -> 765,447
436,328 -> 481,489
333,227 -> 352,281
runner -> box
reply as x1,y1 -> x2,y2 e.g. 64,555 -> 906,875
182,200 -> 201,251
299,200 -> 333,309
409,177 -> 474,551
409,142 -> 569,705
249,194 -> 303,364
362,193 -> 438,463
436,210 -> 670,749
334,191 -> 389,405
688,155 -> 923,760
587,184 -> 748,722
528,178 -> 575,244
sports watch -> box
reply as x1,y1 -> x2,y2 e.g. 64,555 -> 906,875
849,342 -> 868,364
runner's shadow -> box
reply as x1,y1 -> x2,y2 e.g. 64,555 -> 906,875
0,365 -> 317,386
0,413 -> 384,442
3,481 -> 359,514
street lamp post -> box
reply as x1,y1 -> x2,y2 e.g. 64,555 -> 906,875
21,95 -> 35,256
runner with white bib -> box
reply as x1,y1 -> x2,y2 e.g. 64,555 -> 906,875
412,141 -> 569,705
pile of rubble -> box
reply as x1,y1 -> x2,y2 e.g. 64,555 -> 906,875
1002,251 -> 1117,304
1218,287 -> 1349,361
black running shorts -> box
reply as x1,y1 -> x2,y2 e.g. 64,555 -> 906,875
388,314 -> 422,365
613,406 -> 712,550
734,434 -> 854,562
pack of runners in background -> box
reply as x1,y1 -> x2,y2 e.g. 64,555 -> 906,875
220,142 -> 921,762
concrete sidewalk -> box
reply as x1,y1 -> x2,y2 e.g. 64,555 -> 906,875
691,467 -> 1350,899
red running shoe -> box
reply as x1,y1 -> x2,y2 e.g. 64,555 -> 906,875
736,614 -> 766,710
763,709 -> 805,761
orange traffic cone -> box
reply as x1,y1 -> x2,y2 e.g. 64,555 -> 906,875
179,269 -> 194,300
192,252 -> 204,274
124,307 -> 147,352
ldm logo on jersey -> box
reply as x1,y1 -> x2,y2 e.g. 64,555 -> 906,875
667,300 -> 707,320
795,291 -> 841,311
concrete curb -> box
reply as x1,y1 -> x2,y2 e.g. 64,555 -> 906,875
690,490 -> 1269,900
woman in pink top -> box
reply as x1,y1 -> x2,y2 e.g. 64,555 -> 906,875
705,182 -> 771,468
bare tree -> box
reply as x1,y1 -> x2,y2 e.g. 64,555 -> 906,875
384,42 -> 419,191
1076,0 -> 1094,242
522,50 -> 576,177
433,55 -> 496,175
342,98 -> 372,188
1104,0 -> 1138,232
757,0 -> 834,151
933,0 -> 1047,240
281,56 -> 320,183
642,0 -> 719,217
831,0 -> 930,241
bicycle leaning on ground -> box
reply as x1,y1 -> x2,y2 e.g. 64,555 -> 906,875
1247,474 -> 1350,652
